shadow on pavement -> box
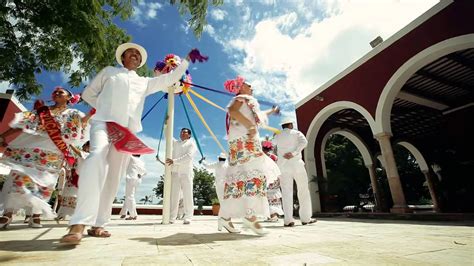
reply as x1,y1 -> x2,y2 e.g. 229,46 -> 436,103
0,238 -> 77,252
131,232 -> 260,246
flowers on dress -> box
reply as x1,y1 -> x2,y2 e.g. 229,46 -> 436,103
224,172 -> 267,199
228,136 -> 264,166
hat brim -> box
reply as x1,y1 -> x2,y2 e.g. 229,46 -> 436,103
115,43 -> 148,68
280,120 -> 294,126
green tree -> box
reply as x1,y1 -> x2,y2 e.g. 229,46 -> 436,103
324,134 -> 371,211
153,167 -> 217,206
0,0 -> 222,101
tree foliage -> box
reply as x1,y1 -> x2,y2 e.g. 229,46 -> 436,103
324,134 -> 371,211
0,0 -> 222,101
0,0 -> 133,101
171,0 -> 223,38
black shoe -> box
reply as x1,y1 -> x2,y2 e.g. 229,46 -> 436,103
302,219 -> 317,225
284,222 -> 295,227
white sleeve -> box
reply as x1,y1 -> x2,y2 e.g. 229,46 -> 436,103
82,67 -> 111,107
146,59 -> 190,96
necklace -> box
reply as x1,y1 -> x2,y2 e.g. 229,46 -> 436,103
50,105 -> 67,115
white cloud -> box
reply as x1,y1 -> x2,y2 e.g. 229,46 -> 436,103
204,24 -> 216,38
210,9 -> 227,21
131,1 -> 163,27
213,0 -> 438,104
0,81 -> 13,93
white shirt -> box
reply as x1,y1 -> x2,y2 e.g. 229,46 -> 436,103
171,138 -> 197,174
82,60 -> 189,133
273,128 -> 308,161
126,156 -> 147,181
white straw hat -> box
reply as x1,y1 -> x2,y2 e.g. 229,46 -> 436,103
279,118 -> 295,126
218,152 -> 227,159
115,42 -> 148,68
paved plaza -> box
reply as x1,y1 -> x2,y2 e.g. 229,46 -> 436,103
0,215 -> 472,265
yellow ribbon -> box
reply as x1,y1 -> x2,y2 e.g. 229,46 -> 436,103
188,89 -> 227,112
187,88 -> 281,135
184,92 -> 227,153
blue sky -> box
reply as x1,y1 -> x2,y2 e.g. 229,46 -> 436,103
1,0 -> 438,203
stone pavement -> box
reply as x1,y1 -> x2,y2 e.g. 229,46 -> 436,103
0,215 -> 472,265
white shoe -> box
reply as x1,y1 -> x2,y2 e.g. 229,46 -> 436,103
183,219 -> 191,225
29,218 -> 43,228
217,218 -> 240,233
242,218 -> 266,235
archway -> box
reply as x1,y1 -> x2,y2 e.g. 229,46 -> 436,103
304,102 -> 376,213
321,128 -> 384,212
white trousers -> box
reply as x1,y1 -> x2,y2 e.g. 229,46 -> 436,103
279,159 -> 313,224
70,121 -> 130,227
170,171 -> 194,221
120,178 -> 140,217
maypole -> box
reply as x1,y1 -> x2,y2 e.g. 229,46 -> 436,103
162,88 -> 175,224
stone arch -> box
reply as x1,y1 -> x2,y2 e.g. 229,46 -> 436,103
395,141 -> 440,211
320,128 -> 374,179
320,128 -> 384,211
304,101 -> 376,212
375,34 -> 474,135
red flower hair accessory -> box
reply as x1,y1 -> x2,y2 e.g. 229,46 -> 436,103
69,94 -> 81,105
224,76 -> 245,94
262,140 -> 273,149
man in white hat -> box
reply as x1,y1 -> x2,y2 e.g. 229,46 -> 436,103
62,43 -> 205,244
273,118 -> 317,227
202,152 -> 228,204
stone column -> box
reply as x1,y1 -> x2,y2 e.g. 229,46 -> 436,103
422,170 -> 440,212
366,164 -> 384,212
375,133 -> 410,213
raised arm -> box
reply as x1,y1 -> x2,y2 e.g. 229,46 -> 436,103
228,98 -> 257,138
146,58 -> 190,95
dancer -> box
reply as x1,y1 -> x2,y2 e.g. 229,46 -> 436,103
61,43 -> 208,244
220,76 -> 280,235
166,128 -> 197,224
0,86 -> 86,229
202,153 -> 240,233
120,154 -> 146,220
56,141 -> 90,220
273,118 -> 317,227
262,140 -> 283,222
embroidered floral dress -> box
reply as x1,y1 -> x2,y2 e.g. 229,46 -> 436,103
57,150 -> 88,217
266,154 -> 284,216
220,95 -> 280,218
0,108 -> 85,217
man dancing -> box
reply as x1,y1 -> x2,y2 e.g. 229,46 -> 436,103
61,42 -> 207,244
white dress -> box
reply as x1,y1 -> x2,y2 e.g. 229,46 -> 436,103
0,108 -> 85,217
220,95 -> 280,218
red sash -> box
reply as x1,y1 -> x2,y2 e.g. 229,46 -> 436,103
106,122 -> 154,154
37,106 -> 76,166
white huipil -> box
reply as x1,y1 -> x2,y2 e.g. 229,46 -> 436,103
170,138 -> 197,222
70,60 -> 189,227
202,160 -> 228,203
120,156 -> 146,217
273,128 -> 313,225
220,95 -> 280,219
